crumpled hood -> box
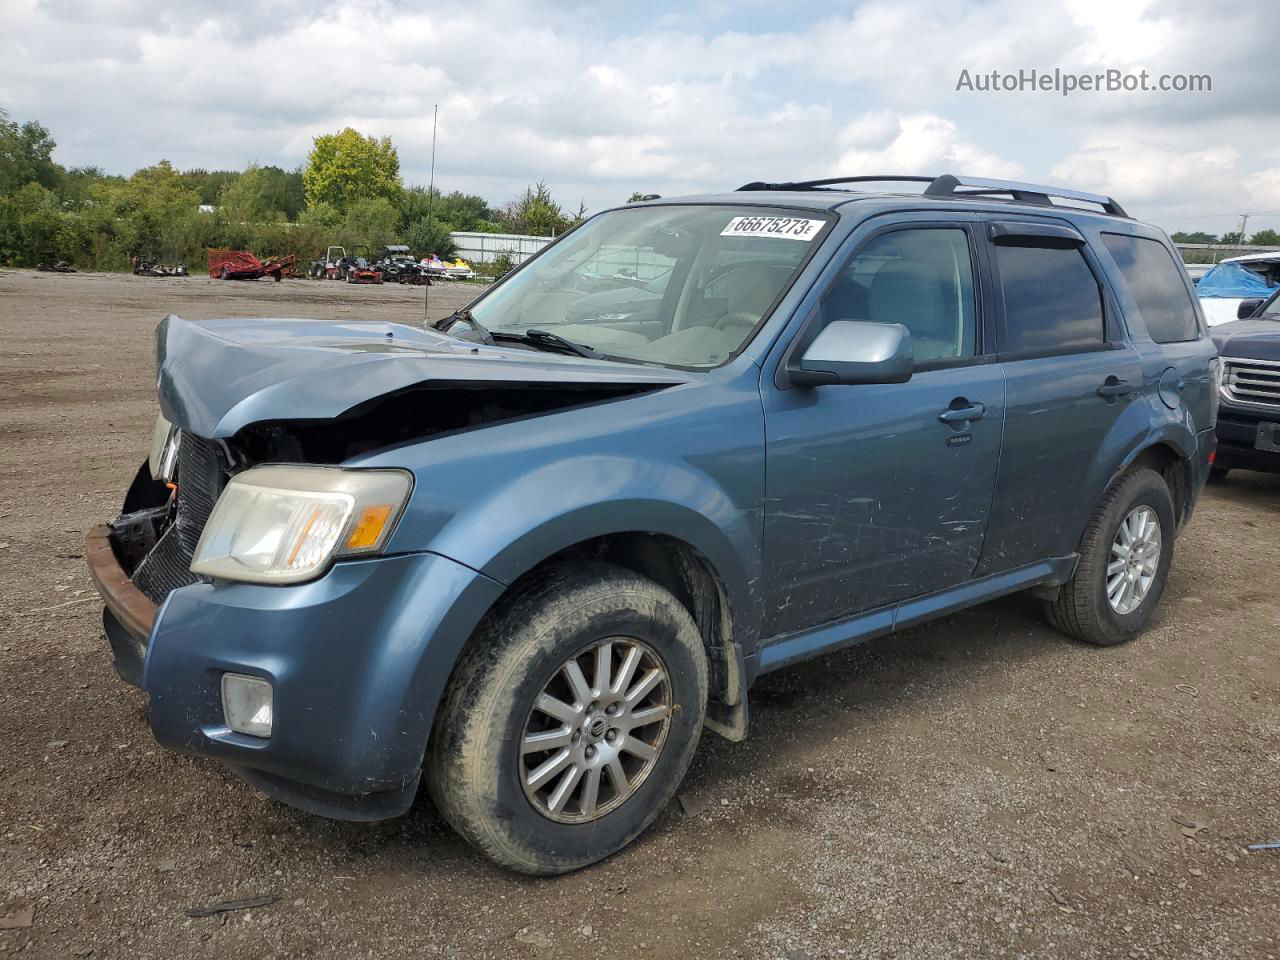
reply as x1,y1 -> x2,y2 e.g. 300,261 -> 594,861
1209,318 -> 1280,363
155,315 -> 692,438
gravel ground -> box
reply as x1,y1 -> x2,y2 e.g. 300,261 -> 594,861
0,268 -> 1277,959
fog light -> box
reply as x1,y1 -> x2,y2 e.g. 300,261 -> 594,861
221,673 -> 273,738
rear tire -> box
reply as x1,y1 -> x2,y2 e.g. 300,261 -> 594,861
428,563 -> 708,875
1044,467 -> 1176,646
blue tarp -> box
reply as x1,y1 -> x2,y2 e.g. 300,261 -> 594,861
1196,261 -> 1279,299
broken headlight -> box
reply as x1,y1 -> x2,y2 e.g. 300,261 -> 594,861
190,466 -> 412,585
148,414 -> 180,483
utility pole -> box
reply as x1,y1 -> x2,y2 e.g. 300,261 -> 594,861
1237,212 -> 1251,247
424,103 -> 438,324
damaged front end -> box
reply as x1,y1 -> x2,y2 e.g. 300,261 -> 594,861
89,314 -> 686,686
90,431 -> 228,685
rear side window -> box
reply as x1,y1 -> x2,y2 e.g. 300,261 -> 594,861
1100,234 -> 1200,343
994,243 -> 1104,354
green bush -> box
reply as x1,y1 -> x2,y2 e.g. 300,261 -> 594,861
0,111 -> 597,272
405,217 -> 457,259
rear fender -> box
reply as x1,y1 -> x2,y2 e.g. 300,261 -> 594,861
1060,404 -> 1197,557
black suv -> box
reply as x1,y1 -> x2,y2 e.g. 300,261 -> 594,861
1210,288 -> 1280,476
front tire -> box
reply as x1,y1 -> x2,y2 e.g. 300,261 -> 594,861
428,563 -> 708,875
1044,467 -> 1176,646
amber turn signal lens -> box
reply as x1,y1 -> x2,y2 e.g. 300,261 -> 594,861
346,504 -> 394,550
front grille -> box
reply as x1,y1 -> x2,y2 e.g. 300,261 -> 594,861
1223,358 -> 1280,407
132,433 -> 224,605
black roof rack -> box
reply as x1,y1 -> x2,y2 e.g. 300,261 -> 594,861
737,173 -> 1129,218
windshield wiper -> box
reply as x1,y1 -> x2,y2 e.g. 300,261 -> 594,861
433,308 -> 495,344
432,308 -> 476,332
435,311 -> 602,359
491,329 -> 604,360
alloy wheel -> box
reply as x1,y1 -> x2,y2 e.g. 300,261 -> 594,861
1107,505 -> 1162,615
519,638 -> 672,823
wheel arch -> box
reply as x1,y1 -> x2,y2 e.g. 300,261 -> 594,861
463,530 -> 750,742
1116,435 -> 1196,528
1047,422 -> 1197,582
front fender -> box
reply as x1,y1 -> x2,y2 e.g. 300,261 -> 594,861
355,375 -> 767,648
437,454 -> 758,616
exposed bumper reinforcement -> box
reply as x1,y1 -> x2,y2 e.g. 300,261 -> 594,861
88,523 -> 159,686
86,523 -> 158,643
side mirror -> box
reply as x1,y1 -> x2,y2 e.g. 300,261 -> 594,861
1238,298 -> 1265,319
787,320 -> 913,387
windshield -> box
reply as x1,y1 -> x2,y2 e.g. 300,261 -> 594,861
466,204 -> 830,367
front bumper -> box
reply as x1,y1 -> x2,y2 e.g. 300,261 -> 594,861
86,524 -> 505,820
1215,401 -> 1280,473
86,524 -> 158,686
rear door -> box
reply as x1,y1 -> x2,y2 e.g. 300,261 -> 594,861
761,216 -> 1006,636
973,217 -> 1144,576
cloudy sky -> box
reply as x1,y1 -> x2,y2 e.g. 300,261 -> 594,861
2,0 -> 1279,232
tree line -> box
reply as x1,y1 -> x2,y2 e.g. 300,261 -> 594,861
1171,229 -> 1280,246
0,109 -> 589,271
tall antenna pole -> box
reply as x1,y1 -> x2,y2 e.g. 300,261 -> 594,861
425,103 -> 438,323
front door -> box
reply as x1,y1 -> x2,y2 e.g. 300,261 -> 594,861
761,222 -> 1004,637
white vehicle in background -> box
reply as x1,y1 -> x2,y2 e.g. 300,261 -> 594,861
1197,250 -> 1280,326
1184,263 -> 1214,284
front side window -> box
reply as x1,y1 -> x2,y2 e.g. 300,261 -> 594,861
1101,234 -> 1200,343
466,205 -> 829,368
1262,291 -> 1280,318
995,242 -> 1104,355
821,228 -> 977,363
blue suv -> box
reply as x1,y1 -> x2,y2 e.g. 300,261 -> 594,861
88,175 -> 1219,873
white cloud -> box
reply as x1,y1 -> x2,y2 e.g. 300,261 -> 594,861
836,114 -> 1023,180
0,0 -> 1278,229
1063,0 -> 1174,66
1050,140 -> 1239,203
1244,168 -> 1280,212
1049,129 -> 1280,230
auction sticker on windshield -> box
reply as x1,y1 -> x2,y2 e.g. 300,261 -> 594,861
720,216 -> 826,241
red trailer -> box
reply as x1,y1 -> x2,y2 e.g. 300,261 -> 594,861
208,250 -> 297,281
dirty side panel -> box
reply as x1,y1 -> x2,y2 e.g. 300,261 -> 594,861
760,364 -> 1006,637
974,348 -> 1146,575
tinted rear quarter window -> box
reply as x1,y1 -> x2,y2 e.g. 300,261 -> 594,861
995,242 -> 1104,354
1101,234 -> 1200,343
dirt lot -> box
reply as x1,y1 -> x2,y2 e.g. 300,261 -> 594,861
1,268 -> 1277,959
